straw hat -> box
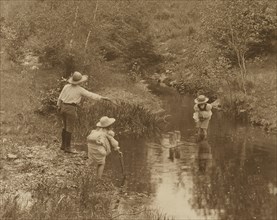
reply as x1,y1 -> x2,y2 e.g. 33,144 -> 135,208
96,116 -> 116,128
194,95 -> 209,104
68,72 -> 88,84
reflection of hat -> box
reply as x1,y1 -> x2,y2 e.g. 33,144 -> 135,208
194,95 -> 209,104
96,116 -> 116,128
68,72 -> 88,84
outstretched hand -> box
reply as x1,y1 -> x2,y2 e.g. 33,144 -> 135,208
118,150 -> 123,156
101,96 -> 111,101
101,97 -> 120,107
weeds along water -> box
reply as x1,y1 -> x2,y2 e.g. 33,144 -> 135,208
1,167 -> 174,220
75,100 -> 164,141
1,169 -> 115,220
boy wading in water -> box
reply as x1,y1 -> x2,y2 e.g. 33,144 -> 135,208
87,116 -> 120,178
57,71 -> 110,153
193,95 -> 213,141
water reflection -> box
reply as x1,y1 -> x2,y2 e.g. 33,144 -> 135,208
147,137 -> 217,220
191,137 -> 276,220
197,140 -> 213,175
108,95 -> 276,220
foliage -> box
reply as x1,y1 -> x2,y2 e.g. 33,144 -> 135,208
3,0 -> 277,132
76,101 -> 163,140
153,0 -> 276,130
36,79 -> 66,115
221,91 -> 256,116
175,77 -> 219,103
247,69 -> 277,130
1,14 -> 32,62
201,0 -> 277,93
1,170 -> 174,220
3,0 -> 161,74
1,171 -> 115,220
172,45 -> 227,102
191,147 -> 277,220
202,0 -> 277,62
36,83 -> 163,139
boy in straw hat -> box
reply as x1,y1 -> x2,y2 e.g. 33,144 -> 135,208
87,116 -> 120,178
57,71 -> 111,154
193,95 -> 213,141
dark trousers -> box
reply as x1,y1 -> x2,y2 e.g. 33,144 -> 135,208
60,103 -> 77,132
60,103 -> 77,152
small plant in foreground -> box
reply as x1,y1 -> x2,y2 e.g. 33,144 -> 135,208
1,170 -> 115,220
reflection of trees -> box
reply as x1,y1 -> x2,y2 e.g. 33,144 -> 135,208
191,139 -> 276,220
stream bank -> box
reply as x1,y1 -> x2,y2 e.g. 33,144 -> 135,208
0,55 -> 165,219
1,51 -> 276,219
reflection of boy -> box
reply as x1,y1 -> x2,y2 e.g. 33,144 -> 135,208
198,140 -> 213,174
193,95 -> 213,140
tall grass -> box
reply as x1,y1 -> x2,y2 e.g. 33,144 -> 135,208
76,101 -> 163,141
1,170 -> 115,220
1,169 -> 175,220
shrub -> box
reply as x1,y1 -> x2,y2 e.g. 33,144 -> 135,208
3,1 -> 162,74
1,171 -> 115,220
76,101 -> 163,140
221,92 -> 256,117
36,79 -> 66,115
175,77 -> 219,102
37,86 -> 163,139
202,0 -> 277,63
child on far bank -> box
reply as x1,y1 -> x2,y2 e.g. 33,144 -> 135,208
87,116 -> 120,179
193,95 -> 213,141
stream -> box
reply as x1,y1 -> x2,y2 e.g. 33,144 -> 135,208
107,93 -> 277,220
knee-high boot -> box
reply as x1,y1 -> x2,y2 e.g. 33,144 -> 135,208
64,131 -> 78,154
61,129 -> 66,150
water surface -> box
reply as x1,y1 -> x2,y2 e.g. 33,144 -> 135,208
107,94 -> 276,220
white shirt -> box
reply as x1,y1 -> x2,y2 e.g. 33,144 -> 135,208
87,128 -> 119,155
57,84 -> 102,106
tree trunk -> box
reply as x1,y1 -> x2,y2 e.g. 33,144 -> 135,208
235,49 -> 247,94
69,5 -> 79,50
84,30 -> 91,53
241,52 -> 247,76
84,0 -> 98,51
228,23 -> 247,94
83,0 -> 99,66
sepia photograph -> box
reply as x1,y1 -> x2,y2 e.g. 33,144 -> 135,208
0,0 -> 276,219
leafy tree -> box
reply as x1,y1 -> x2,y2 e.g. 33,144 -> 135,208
201,0 -> 277,94
3,0 -> 161,74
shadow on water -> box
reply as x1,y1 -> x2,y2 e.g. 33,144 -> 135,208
106,93 -> 276,220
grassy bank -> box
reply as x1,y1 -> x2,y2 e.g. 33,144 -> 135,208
0,52 -> 164,219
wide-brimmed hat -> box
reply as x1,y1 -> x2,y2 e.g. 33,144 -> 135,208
96,116 -> 116,128
68,72 -> 88,84
194,95 -> 209,104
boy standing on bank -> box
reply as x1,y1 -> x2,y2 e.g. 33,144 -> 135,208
57,71 -> 111,153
